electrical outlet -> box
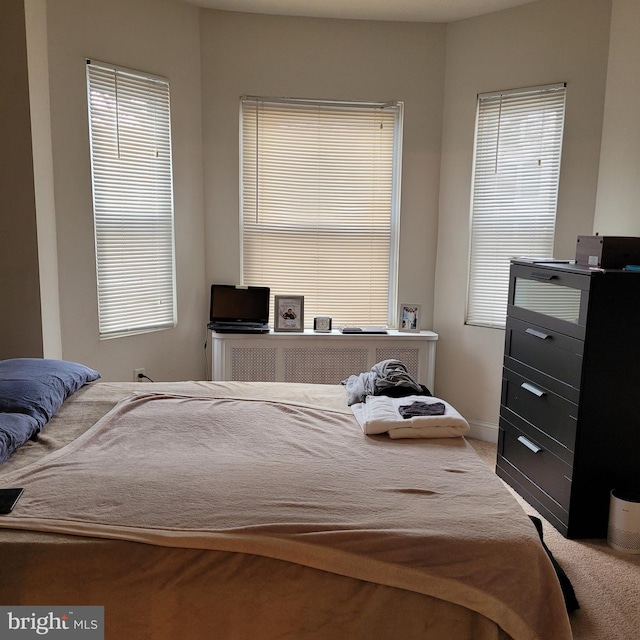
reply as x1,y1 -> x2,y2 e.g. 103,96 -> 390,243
134,368 -> 146,382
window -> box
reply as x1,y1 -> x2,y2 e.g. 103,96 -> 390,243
86,60 -> 176,339
466,83 -> 566,328
240,97 -> 403,328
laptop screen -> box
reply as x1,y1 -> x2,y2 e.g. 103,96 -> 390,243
209,284 -> 270,325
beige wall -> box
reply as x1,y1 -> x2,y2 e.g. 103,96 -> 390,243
435,0 -> 612,439
43,0 -> 206,381
199,11 -> 446,327
594,0 -> 640,234
25,0 -> 62,359
0,0 -> 44,359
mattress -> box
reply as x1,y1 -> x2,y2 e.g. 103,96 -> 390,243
0,381 -> 572,640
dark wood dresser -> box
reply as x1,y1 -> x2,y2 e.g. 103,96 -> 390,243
496,259 -> 640,538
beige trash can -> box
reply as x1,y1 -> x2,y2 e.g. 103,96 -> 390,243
608,489 -> 640,554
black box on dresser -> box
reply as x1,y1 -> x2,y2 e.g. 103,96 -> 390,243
496,259 -> 640,538
575,235 -> 640,269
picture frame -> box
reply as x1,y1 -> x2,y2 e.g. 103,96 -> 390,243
399,303 -> 421,332
274,295 -> 304,332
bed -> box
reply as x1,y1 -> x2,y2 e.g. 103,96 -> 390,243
0,360 -> 572,640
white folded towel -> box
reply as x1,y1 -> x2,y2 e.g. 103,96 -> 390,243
351,395 -> 470,439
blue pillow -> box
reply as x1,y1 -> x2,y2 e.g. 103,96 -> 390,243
0,413 -> 40,465
0,358 -> 100,464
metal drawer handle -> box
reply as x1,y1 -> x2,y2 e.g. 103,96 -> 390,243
518,435 -> 543,454
525,327 -> 550,340
521,382 -> 546,397
530,272 -> 558,281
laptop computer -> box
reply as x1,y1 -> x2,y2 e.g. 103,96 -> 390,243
208,284 -> 270,333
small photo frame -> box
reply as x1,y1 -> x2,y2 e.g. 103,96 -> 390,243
399,303 -> 421,332
275,295 -> 304,332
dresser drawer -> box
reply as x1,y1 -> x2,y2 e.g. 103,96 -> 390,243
500,405 -> 574,465
496,452 -> 570,536
507,263 -> 589,339
501,367 -> 577,452
499,419 -> 573,510
505,316 -> 583,388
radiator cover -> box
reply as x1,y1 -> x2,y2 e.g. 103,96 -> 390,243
212,330 -> 437,391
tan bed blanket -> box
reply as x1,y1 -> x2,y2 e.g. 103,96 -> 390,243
0,388 -> 571,640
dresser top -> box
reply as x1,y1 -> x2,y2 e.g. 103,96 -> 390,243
511,258 -> 639,275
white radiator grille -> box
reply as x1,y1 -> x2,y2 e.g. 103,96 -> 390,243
230,347 -> 277,381
212,331 -> 437,391
376,348 -> 420,382
228,345 -> 423,384
283,348 -> 369,384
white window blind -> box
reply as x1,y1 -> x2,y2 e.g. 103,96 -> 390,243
467,83 -> 566,328
86,60 -> 176,339
241,97 -> 403,328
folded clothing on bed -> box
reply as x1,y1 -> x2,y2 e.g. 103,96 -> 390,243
351,395 -> 470,438
341,359 -> 430,406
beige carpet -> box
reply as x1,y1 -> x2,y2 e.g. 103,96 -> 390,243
468,438 -> 640,640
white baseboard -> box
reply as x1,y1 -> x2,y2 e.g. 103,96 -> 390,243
467,419 -> 498,443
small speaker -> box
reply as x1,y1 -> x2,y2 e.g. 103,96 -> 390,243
608,489 -> 640,554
